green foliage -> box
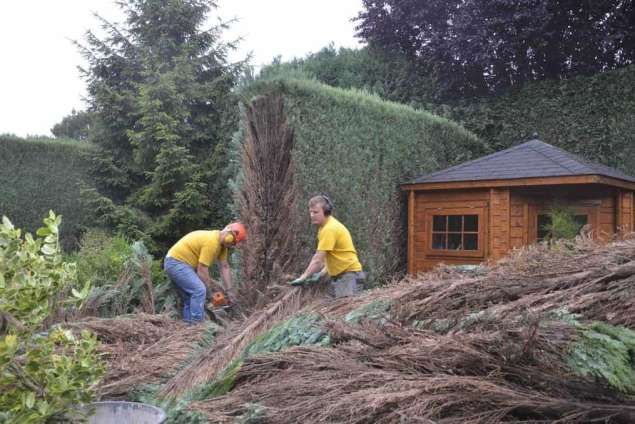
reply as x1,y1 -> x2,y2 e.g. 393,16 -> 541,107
568,322 -> 635,394
262,50 -> 634,181
51,109 -> 94,141
355,0 -> 635,97
345,299 -> 392,324
0,213 -> 104,423
190,313 -> 329,401
72,229 -> 132,284
444,65 -> 635,175
68,228 -> 174,317
542,206 -> 583,241
258,45 -> 438,106
243,313 -> 330,356
237,78 -> 485,285
0,134 -> 94,250
78,0 -> 244,254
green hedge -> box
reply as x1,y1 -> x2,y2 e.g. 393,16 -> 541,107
234,78 -> 484,290
445,65 -> 635,174
0,135 -> 94,249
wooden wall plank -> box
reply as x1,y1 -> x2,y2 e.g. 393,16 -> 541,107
489,188 -> 510,260
408,190 -> 415,274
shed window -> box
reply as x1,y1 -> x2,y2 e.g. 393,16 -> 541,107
537,214 -> 588,241
431,215 -> 479,250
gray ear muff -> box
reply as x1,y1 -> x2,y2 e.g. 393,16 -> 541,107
320,193 -> 333,215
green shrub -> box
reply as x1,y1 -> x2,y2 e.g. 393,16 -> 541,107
0,212 -> 104,423
540,205 -> 587,241
69,228 -> 175,318
0,134 -> 94,250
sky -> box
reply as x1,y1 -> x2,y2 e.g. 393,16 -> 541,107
0,0 -> 363,137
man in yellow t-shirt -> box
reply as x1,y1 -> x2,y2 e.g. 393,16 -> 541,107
291,194 -> 364,298
164,222 -> 247,323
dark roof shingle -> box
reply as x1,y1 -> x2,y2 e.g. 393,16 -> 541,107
408,139 -> 635,184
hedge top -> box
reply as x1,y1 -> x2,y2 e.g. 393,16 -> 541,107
241,77 -> 478,142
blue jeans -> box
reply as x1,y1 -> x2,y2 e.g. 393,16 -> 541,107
164,257 -> 206,323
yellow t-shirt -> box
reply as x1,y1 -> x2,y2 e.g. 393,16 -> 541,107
167,230 -> 228,268
317,216 -> 362,277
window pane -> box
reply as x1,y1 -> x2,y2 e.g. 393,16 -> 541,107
448,215 -> 461,232
537,214 -> 551,241
448,233 -> 462,250
464,234 -> 478,250
574,215 -> 588,229
464,215 -> 478,232
433,215 -> 446,231
432,233 -> 446,249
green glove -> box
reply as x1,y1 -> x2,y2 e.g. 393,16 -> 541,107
305,272 -> 322,285
289,277 -> 306,286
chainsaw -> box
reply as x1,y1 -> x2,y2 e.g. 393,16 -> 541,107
205,291 -> 233,322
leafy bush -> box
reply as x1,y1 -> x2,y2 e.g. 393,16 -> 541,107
69,229 -> 175,318
0,212 -> 104,423
0,134 -> 94,250
541,206 -> 585,241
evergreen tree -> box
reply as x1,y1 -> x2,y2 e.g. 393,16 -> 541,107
77,0 -> 243,251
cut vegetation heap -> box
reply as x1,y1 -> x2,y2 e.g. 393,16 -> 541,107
82,235 -> 635,423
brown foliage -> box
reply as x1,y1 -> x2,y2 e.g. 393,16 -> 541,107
395,237 -> 635,331
238,94 -> 302,308
160,284 -> 328,399
185,237 -> 635,422
67,314 -> 209,398
192,320 -> 635,423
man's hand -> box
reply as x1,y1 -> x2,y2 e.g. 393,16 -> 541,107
289,277 -> 306,286
289,272 -> 321,287
305,272 -> 322,285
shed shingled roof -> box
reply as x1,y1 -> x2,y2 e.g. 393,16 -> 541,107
409,139 -> 635,184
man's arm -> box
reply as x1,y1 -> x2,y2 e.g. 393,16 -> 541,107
218,260 -> 233,292
196,263 -> 212,287
299,251 -> 327,280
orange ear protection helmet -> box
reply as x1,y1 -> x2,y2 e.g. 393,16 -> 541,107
223,222 -> 247,245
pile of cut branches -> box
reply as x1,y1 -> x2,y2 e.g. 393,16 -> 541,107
181,237 -> 635,422
67,314 -> 213,398
192,319 -> 635,423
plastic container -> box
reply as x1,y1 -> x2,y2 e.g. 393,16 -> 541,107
87,401 -> 166,424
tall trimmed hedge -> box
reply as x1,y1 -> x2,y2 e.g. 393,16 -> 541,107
445,65 -> 635,174
0,135 -> 93,249
233,78 -> 484,297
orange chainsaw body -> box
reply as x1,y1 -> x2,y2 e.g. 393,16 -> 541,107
212,291 -> 228,307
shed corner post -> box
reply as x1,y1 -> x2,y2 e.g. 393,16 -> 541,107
617,189 -> 634,236
407,189 -> 415,275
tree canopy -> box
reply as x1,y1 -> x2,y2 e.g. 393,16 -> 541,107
355,0 -> 635,97
51,109 -> 94,141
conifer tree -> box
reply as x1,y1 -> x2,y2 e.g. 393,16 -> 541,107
78,0 -> 243,251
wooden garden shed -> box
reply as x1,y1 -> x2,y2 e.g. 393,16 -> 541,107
402,139 -> 635,273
